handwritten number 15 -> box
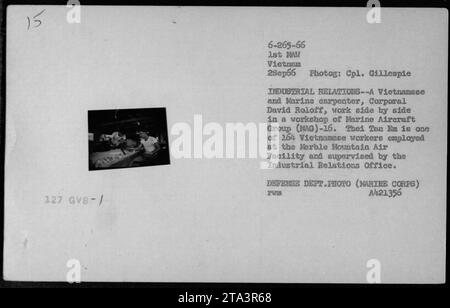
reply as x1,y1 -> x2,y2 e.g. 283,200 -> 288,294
27,9 -> 46,30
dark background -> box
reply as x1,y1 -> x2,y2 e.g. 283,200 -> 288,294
88,108 -> 169,143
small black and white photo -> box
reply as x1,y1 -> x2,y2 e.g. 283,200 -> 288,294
88,108 -> 170,170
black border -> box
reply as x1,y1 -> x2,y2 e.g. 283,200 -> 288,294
0,0 -> 448,295
1,0 -> 449,6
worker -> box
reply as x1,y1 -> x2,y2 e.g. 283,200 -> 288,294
138,131 -> 160,154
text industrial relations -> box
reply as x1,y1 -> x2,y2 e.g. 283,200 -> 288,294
268,87 -> 426,96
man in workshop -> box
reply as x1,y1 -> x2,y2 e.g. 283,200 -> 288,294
138,131 -> 160,156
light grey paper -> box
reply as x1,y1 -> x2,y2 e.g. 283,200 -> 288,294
4,6 -> 447,283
